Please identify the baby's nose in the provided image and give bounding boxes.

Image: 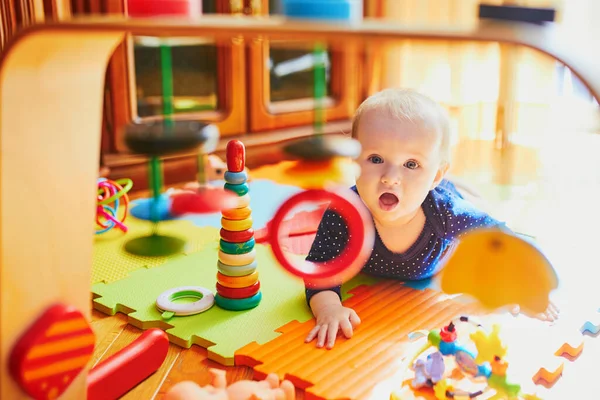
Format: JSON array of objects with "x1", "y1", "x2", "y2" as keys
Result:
[{"x1": 381, "y1": 171, "x2": 401, "y2": 185}]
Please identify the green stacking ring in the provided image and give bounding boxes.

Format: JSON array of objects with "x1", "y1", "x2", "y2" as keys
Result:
[
  {"x1": 219, "y1": 238, "x2": 255, "y2": 255},
  {"x1": 217, "y1": 260, "x2": 257, "y2": 277},
  {"x1": 224, "y1": 182, "x2": 249, "y2": 196},
  {"x1": 215, "y1": 292, "x2": 262, "y2": 311}
]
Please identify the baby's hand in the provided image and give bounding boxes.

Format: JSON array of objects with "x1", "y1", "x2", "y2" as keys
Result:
[{"x1": 305, "y1": 304, "x2": 361, "y2": 349}]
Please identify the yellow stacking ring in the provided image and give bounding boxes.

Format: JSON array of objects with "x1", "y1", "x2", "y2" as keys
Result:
[
  {"x1": 217, "y1": 271, "x2": 259, "y2": 288},
  {"x1": 222, "y1": 206, "x2": 252, "y2": 220},
  {"x1": 234, "y1": 193, "x2": 251, "y2": 208},
  {"x1": 221, "y1": 216, "x2": 253, "y2": 232},
  {"x1": 218, "y1": 249, "x2": 256, "y2": 266}
]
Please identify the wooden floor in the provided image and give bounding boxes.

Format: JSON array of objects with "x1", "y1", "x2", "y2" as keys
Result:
[{"x1": 90, "y1": 134, "x2": 600, "y2": 399}]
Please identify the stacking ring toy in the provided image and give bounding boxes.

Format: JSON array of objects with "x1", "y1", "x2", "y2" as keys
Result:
[
  {"x1": 217, "y1": 271, "x2": 259, "y2": 288},
  {"x1": 268, "y1": 188, "x2": 375, "y2": 288},
  {"x1": 218, "y1": 249, "x2": 256, "y2": 266},
  {"x1": 156, "y1": 286, "x2": 214, "y2": 318},
  {"x1": 224, "y1": 170, "x2": 248, "y2": 184},
  {"x1": 222, "y1": 206, "x2": 252, "y2": 220},
  {"x1": 220, "y1": 228, "x2": 254, "y2": 243},
  {"x1": 217, "y1": 260, "x2": 258, "y2": 277},
  {"x1": 234, "y1": 193, "x2": 251, "y2": 208},
  {"x1": 224, "y1": 182, "x2": 249, "y2": 196},
  {"x1": 216, "y1": 282, "x2": 260, "y2": 298},
  {"x1": 219, "y1": 238, "x2": 255, "y2": 254},
  {"x1": 221, "y1": 216, "x2": 253, "y2": 232},
  {"x1": 215, "y1": 292, "x2": 262, "y2": 311}
]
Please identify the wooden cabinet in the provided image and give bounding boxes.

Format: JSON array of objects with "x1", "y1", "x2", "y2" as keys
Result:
[{"x1": 1, "y1": 0, "x2": 362, "y2": 189}]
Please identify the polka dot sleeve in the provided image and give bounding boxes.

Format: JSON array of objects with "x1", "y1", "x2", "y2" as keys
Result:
[
  {"x1": 304, "y1": 208, "x2": 349, "y2": 304},
  {"x1": 433, "y1": 182, "x2": 507, "y2": 240}
]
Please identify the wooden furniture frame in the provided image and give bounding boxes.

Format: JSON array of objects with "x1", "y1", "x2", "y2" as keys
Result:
[{"x1": 0, "y1": 15, "x2": 598, "y2": 399}]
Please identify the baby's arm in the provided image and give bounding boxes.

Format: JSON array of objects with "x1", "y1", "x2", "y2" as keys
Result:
[
  {"x1": 436, "y1": 182, "x2": 509, "y2": 240},
  {"x1": 303, "y1": 208, "x2": 361, "y2": 349},
  {"x1": 305, "y1": 290, "x2": 360, "y2": 349}
]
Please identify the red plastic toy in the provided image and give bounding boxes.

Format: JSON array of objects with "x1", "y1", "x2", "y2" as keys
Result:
[
  {"x1": 127, "y1": 0, "x2": 202, "y2": 17},
  {"x1": 268, "y1": 187, "x2": 375, "y2": 288},
  {"x1": 9, "y1": 304, "x2": 96, "y2": 400},
  {"x1": 9, "y1": 303, "x2": 170, "y2": 400},
  {"x1": 87, "y1": 328, "x2": 169, "y2": 400}
]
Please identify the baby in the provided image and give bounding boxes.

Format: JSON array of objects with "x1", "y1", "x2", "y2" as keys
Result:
[{"x1": 303, "y1": 88, "x2": 557, "y2": 349}]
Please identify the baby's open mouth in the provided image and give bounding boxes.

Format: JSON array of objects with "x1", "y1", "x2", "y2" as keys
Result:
[{"x1": 379, "y1": 192, "x2": 399, "y2": 211}]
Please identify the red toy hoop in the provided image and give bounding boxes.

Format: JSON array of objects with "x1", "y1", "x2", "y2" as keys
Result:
[{"x1": 269, "y1": 188, "x2": 375, "y2": 288}]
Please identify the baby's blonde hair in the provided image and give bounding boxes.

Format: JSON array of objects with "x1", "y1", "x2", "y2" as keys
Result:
[{"x1": 351, "y1": 88, "x2": 451, "y2": 165}]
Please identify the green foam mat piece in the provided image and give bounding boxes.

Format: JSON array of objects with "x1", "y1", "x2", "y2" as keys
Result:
[
  {"x1": 93, "y1": 216, "x2": 218, "y2": 284},
  {"x1": 92, "y1": 238, "x2": 380, "y2": 366}
]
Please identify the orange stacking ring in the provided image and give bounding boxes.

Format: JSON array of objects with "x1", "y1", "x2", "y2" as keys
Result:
[
  {"x1": 220, "y1": 228, "x2": 254, "y2": 243},
  {"x1": 221, "y1": 216, "x2": 253, "y2": 232},
  {"x1": 218, "y1": 249, "x2": 256, "y2": 266},
  {"x1": 217, "y1": 271, "x2": 259, "y2": 288},
  {"x1": 216, "y1": 282, "x2": 260, "y2": 299},
  {"x1": 222, "y1": 206, "x2": 252, "y2": 220}
]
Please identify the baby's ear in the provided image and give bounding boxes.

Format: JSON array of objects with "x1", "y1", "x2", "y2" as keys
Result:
[{"x1": 431, "y1": 161, "x2": 450, "y2": 189}]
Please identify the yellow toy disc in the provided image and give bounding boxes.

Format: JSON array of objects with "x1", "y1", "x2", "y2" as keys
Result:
[
  {"x1": 218, "y1": 249, "x2": 256, "y2": 266},
  {"x1": 440, "y1": 229, "x2": 558, "y2": 315},
  {"x1": 281, "y1": 157, "x2": 360, "y2": 190},
  {"x1": 221, "y1": 216, "x2": 253, "y2": 232}
]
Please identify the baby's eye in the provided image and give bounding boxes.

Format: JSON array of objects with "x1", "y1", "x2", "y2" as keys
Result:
[
  {"x1": 368, "y1": 155, "x2": 384, "y2": 164},
  {"x1": 404, "y1": 160, "x2": 419, "y2": 169}
]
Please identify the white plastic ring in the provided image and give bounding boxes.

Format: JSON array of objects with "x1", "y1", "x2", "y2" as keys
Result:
[{"x1": 156, "y1": 286, "x2": 215, "y2": 316}]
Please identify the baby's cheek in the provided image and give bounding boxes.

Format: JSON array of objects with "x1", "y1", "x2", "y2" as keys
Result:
[{"x1": 356, "y1": 166, "x2": 377, "y2": 183}]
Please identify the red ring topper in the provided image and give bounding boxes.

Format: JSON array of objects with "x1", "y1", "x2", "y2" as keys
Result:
[
  {"x1": 268, "y1": 188, "x2": 375, "y2": 288},
  {"x1": 227, "y1": 140, "x2": 245, "y2": 172}
]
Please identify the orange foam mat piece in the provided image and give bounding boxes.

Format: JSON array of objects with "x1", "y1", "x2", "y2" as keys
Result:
[{"x1": 235, "y1": 281, "x2": 480, "y2": 400}]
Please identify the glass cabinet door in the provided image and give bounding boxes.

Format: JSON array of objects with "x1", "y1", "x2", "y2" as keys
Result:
[
  {"x1": 128, "y1": 0, "x2": 246, "y2": 136},
  {"x1": 133, "y1": 37, "x2": 218, "y2": 118}
]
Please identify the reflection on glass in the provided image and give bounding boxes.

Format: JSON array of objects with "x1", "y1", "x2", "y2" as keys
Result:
[
  {"x1": 132, "y1": 1, "x2": 218, "y2": 118},
  {"x1": 133, "y1": 38, "x2": 218, "y2": 118},
  {"x1": 264, "y1": 0, "x2": 339, "y2": 106},
  {"x1": 268, "y1": 46, "x2": 334, "y2": 103}
]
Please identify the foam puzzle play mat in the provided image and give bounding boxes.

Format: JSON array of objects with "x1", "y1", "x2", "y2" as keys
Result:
[
  {"x1": 85, "y1": 144, "x2": 600, "y2": 400},
  {"x1": 3, "y1": 2, "x2": 600, "y2": 400}
]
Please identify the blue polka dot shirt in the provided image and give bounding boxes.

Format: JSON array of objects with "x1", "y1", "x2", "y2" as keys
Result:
[{"x1": 305, "y1": 179, "x2": 506, "y2": 303}]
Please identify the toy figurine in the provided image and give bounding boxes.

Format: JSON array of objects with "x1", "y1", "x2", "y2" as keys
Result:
[
  {"x1": 411, "y1": 351, "x2": 445, "y2": 389},
  {"x1": 394, "y1": 316, "x2": 538, "y2": 400},
  {"x1": 164, "y1": 368, "x2": 295, "y2": 400}
]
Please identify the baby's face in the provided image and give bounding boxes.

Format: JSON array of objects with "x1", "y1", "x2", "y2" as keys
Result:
[{"x1": 354, "y1": 108, "x2": 447, "y2": 227}]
